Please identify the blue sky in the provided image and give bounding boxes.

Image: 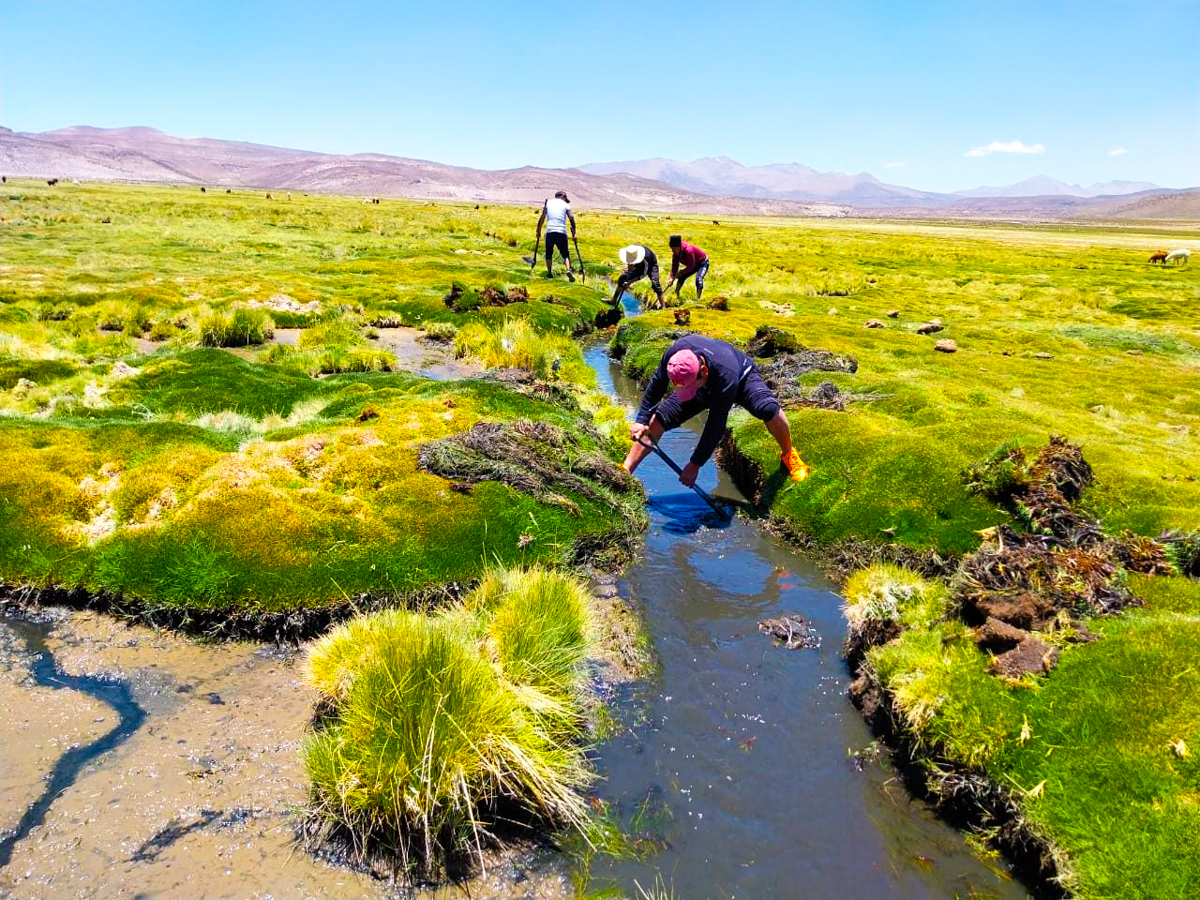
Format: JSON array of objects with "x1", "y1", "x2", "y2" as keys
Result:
[{"x1": 4, "y1": 0, "x2": 1197, "y2": 191}]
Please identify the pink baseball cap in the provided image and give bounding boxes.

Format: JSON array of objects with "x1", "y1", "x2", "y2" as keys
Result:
[{"x1": 667, "y1": 349, "x2": 702, "y2": 401}]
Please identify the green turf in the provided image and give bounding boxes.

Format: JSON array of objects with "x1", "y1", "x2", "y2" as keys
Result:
[
  {"x1": 0, "y1": 348, "x2": 643, "y2": 614},
  {"x1": 869, "y1": 574, "x2": 1200, "y2": 898}
]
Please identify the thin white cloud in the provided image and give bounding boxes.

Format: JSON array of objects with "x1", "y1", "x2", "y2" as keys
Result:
[
  {"x1": 966, "y1": 140, "x2": 1046, "y2": 158},
  {"x1": 1108, "y1": 147, "x2": 1127, "y2": 156},
  {"x1": 884, "y1": 161, "x2": 905, "y2": 168}
]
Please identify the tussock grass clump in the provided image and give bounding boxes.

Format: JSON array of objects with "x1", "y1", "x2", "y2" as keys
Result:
[
  {"x1": 455, "y1": 319, "x2": 593, "y2": 385},
  {"x1": 485, "y1": 567, "x2": 591, "y2": 702},
  {"x1": 196, "y1": 306, "x2": 274, "y2": 347},
  {"x1": 422, "y1": 321, "x2": 458, "y2": 342},
  {"x1": 303, "y1": 567, "x2": 595, "y2": 878}
]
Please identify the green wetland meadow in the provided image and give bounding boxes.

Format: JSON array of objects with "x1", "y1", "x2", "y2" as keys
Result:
[{"x1": 2, "y1": 179, "x2": 1198, "y2": 896}]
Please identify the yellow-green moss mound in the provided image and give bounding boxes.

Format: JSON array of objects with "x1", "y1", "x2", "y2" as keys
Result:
[
  {"x1": 303, "y1": 567, "x2": 595, "y2": 877},
  {"x1": 0, "y1": 350, "x2": 645, "y2": 620}
]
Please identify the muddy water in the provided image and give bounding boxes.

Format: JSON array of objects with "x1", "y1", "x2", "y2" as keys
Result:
[{"x1": 580, "y1": 345, "x2": 1025, "y2": 899}]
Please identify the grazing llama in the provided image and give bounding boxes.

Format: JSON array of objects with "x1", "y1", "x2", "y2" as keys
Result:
[
  {"x1": 1149, "y1": 249, "x2": 1168, "y2": 264},
  {"x1": 1164, "y1": 249, "x2": 1192, "y2": 266}
]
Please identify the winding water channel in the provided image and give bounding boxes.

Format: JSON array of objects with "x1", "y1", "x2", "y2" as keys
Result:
[{"x1": 0, "y1": 321, "x2": 1025, "y2": 899}]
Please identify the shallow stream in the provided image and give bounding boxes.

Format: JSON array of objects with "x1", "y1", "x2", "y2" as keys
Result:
[{"x1": 577, "y1": 342, "x2": 1025, "y2": 898}]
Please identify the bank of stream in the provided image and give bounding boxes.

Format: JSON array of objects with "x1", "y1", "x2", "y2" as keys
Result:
[{"x1": 577, "y1": 340, "x2": 1025, "y2": 898}]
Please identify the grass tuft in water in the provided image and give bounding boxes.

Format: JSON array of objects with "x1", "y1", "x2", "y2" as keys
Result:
[{"x1": 303, "y1": 566, "x2": 597, "y2": 878}]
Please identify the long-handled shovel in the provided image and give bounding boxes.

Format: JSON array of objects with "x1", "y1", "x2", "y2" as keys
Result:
[
  {"x1": 572, "y1": 233, "x2": 586, "y2": 283},
  {"x1": 528, "y1": 233, "x2": 541, "y2": 273},
  {"x1": 636, "y1": 437, "x2": 728, "y2": 518}
]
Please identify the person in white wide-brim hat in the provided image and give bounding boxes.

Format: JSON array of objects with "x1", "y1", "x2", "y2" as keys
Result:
[{"x1": 612, "y1": 243, "x2": 665, "y2": 309}]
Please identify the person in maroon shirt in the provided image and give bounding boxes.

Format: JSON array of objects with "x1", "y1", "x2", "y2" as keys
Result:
[{"x1": 665, "y1": 235, "x2": 710, "y2": 302}]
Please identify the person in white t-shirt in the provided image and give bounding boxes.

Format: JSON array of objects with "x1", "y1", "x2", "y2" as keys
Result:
[{"x1": 534, "y1": 191, "x2": 578, "y2": 281}]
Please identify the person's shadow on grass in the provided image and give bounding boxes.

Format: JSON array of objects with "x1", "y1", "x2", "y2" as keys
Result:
[{"x1": 755, "y1": 464, "x2": 790, "y2": 511}]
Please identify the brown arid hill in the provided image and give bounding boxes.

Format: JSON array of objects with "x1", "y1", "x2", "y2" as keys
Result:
[
  {"x1": 1102, "y1": 188, "x2": 1200, "y2": 221},
  {"x1": 0, "y1": 125, "x2": 849, "y2": 217},
  {"x1": 856, "y1": 187, "x2": 1200, "y2": 223}
]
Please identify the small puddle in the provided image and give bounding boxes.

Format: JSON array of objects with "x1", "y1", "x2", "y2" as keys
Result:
[{"x1": 580, "y1": 345, "x2": 1026, "y2": 899}]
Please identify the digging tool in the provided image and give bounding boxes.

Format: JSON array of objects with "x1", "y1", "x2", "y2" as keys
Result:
[
  {"x1": 636, "y1": 437, "x2": 728, "y2": 518},
  {"x1": 529, "y1": 233, "x2": 541, "y2": 273},
  {"x1": 572, "y1": 233, "x2": 586, "y2": 283}
]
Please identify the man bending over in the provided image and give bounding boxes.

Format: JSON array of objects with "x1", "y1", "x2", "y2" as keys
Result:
[
  {"x1": 624, "y1": 334, "x2": 810, "y2": 486},
  {"x1": 665, "y1": 235, "x2": 710, "y2": 302},
  {"x1": 612, "y1": 244, "x2": 665, "y2": 309}
]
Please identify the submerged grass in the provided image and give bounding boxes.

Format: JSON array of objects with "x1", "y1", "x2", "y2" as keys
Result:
[{"x1": 303, "y1": 567, "x2": 595, "y2": 879}]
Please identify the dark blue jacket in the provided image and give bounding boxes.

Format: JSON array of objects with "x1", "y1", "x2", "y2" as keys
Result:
[{"x1": 635, "y1": 335, "x2": 753, "y2": 466}]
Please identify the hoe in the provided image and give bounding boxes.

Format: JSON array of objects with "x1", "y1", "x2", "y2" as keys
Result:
[{"x1": 636, "y1": 437, "x2": 731, "y2": 520}]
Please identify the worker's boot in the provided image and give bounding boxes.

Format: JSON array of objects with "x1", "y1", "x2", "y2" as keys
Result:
[{"x1": 781, "y1": 447, "x2": 810, "y2": 482}]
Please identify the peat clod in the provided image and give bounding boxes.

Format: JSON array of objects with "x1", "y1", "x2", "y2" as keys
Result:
[
  {"x1": 745, "y1": 325, "x2": 800, "y2": 357},
  {"x1": 954, "y1": 526, "x2": 1133, "y2": 628},
  {"x1": 991, "y1": 636, "x2": 1060, "y2": 679},
  {"x1": 844, "y1": 616, "x2": 903, "y2": 670},
  {"x1": 758, "y1": 614, "x2": 820, "y2": 650},
  {"x1": 419, "y1": 420, "x2": 636, "y2": 512},
  {"x1": 1158, "y1": 529, "x2": 1200, "y2": 577},
  {"x1": 443, "y1": 283, "x2": 527, "y2": 313},
  {"x1": 958, "y1": 437, "x2": 1145, "y2": 632},
  {"x1": 974, "y1": 615, "x2": 1029, "y2": 652},
  {"x1": 707, "y1": 295, "x2": 729, "y2": 311},
  {"x1": 1113, "y1": 531, "x2": 1174, "y2": 575},
  {"x1": 965, "y1": 436, "x2": 1098, "y2": 543}
]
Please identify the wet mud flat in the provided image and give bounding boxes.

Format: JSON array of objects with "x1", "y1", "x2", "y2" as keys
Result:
[
  {"x1": 0, "y1": 610, "x2": 577, "y2": 899},
  {"x1": 0, "y1": 579, "x2": 649, "y2": 900}
]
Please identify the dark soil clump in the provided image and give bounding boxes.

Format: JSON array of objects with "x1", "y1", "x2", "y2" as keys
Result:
[
  {"x1": 991, "y1": 636, "x2": 1059, "y2": 679},
  {"x1": 958, "y1": 436, "x2": 1143, "y2": 632},
  {"x1": 844, "y1": 616, "x2": 903, "y2": 670},
  {"x1": 758, "y1": 614, "x2": 820, "y2": 650},
  {"x1": 974, "y1": 616, "x2": 1029, "y2": 652}
]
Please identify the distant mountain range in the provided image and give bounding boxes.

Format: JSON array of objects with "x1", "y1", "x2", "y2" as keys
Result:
[
  {"x1": 577, "y1": 156, "x2": 1164, "y2": 205},
  {"x1": 576, "y1": 155, "x2": 943, "y2": 206},
  {"x1": 2, "y1": 125, "x2": 1196, "y2": 220},
  {"x1": 952, "y1": 175, "x2": 1160, "y2": 198}
]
